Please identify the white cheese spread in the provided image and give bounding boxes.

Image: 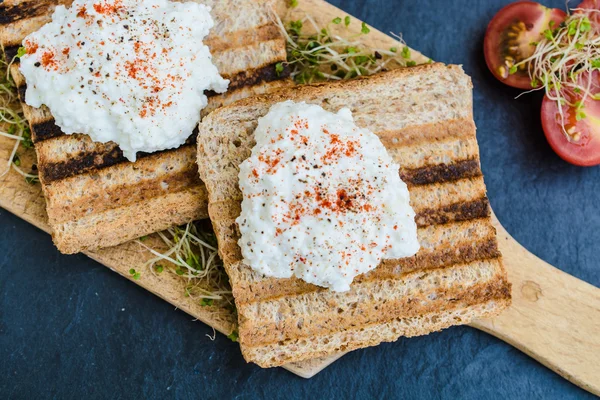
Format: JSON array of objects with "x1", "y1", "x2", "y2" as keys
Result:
[
  {"x1": 19, "y1": 0, "x2": 228, "y2": 161},
  {"x1": 237, "y1": 101, "x2": 420, "y2": 292}
]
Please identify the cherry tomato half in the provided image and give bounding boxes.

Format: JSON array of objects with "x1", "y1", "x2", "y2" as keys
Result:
[
  {"x1": 484, "y1": 1, "x2": 566, "y2": 89},
  {"x1": 540, "y1": 72, "x2": 600, "y2": 166}
]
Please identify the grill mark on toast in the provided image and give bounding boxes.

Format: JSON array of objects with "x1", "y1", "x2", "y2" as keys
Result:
[
  {"x1": 3, "y1": 44, "x2": 20, "y2": 62},
  {"x1": 44, "y1": 144, "x2": 200, "y2": 222},
  {"x1": 415, "y1": 197, "x2": 490, "y2": 227},
  {"x1": 0, "y1": 0, "x2": 63, "y2": 26},
  {"x1": 233, "y1": 236, "x2": 500, "y2": 304},
  {"x1": 239, "y1": 261, "x2": 508, "y2": 346},
  {"x1": 401, "y1": 158, "x2": 481, "y2": 186},
  {"x1": 30, "y1": 119, "x2": 63, "y2": 143},
  {"x1": 17, "y1": 84, "x2": 26, "y2": 102},
  {"x1": 38, "y1": 142, "x2": 197, "y2": 183},
  {"x1": 206, "y1": 62, "x2": 291, "y2": 97}
]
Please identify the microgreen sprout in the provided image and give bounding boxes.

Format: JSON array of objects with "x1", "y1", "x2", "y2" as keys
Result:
[
  {"x1": 0, "y1": 51, "x2": 39, "y2": 183},
  {"x1": 135, "y1": 221, "x2": 232, "y2": 307},
  {"x1": 510, "y1": 8, "x2": 600, "y2": 141},
  {"x1": 272, "y1": 11, "x2": 428, "y2": 84},
  {"x1": 227, "y1": 330, "x2": 239, "y2": 342},
  {"x1": 129, "y1": 268, "x2": 141, "y2": 280}
]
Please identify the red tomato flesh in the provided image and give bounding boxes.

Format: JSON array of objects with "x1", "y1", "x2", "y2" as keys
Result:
[
  {"x1": 484, "y1": 1, "x2": 566, "y2": 89},
  {"x1": 540, "y1": 72, "x2": 600, "y2": 166}
]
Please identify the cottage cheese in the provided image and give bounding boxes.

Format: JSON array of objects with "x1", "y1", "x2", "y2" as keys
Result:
[
  {"x1": 237, "y1": 101, "x2": 420, "y2": 292},
  {"x1": 20, "y1": 0, "x2": 228, "y2": 161}
]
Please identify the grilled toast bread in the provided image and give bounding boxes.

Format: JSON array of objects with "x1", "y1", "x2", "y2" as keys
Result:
[
  {"x1": 0, "y1": 0, "x2": 291, "y2": 253},
  {"x1": 196, "y1": 63, "x2": 512, "y2": 367}
]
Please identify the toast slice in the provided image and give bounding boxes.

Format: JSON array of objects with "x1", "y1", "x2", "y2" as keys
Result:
[
  {"x1": 0, "y1": 0, "x2": 292, "y2": 253},
  {"x1": 196, "y1": 63, "x2": 512, "y2": 367}
]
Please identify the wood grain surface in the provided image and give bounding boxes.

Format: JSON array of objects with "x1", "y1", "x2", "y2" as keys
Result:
[
  {"x1": 471, "y1": 213, "x2": 600, "y2": 395},
  {"x1": 0, "y1": 0, "x2": 598, "y2": 392}
]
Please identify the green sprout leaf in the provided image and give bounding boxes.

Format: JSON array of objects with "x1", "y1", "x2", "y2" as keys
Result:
[
  {"x1": 543, "y1": 29, "x2": 554, "y2": 40},
  {"x1": 401, "y1": 46, "x2": 411, "y2": 60},
  {"x1": 227, "y1": 331, "x2": 239, "y2": 342},
  {"x1": 390, "y1": 47, "x2": 397, "y2": 53},
  {"x1": 289, "y1": 20, "x2": 303, "y2": 35},
  {"x1": 580, "y1": 17, "x2": 592, "y2": 33},
  {"x1": 290, "y1": 0, "x2": 298, "y2": 7},
  {"x1": 154, "y1": 265, "x2": 164, "y2": 273},
  {"x1": 139, "y1": 235, "x2": 149, "y2": 241},
  {"x1": 21, "y1": 127, "x2": 33, "y2": 149},
  {"x1": 12, "y1": 154, "x2": 21, "y2": 167},
  {"x1": 344, "y1": 16, "x2": 351, "y2": 27},
  {"x1": 361, "y1": 22, "x2": 370, "y2": 34},
  {"x1": 200, "y1": 298, "x2": 214, "y2": 307},
  {"x1": 275, "y1": 62, "x2": 284, "y2": 76},
  {"x1": 406, "y1": 61, "x2": 417, "y2": 67},
  {"x1": 129, "y1": 269, "x2": 140, "y2": 280},
  {"x1": 332, "y1": 17, "x2": 342, "y2": 24},
  {"x1": 592, "y1": 59, "x2": 600, "y2": 69},
  {"x1": 17, "y1": 47, "x2": 26, "y2": 58},
  {"x1": 509, "y1": 65, "x2": 518, "y2": 75}
]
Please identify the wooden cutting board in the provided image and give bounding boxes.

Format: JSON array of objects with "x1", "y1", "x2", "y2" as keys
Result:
[{"x1": 0, "y1": 0, "x2": 598, "y2": 394}]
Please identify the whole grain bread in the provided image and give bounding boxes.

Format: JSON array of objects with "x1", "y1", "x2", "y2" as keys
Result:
[
  {"x1": 196, "y1": 63, "x2": 512, "y2": 367},
  {"x1": 0, "y1": 0, "x2": 292, "y2": 254}
]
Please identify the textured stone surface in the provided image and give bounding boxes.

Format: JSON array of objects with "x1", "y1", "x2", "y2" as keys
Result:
[{"x1": 0, "y1": 0, "x2": 598, "y2": 398}]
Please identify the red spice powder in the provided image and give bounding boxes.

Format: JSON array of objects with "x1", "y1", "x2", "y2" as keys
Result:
[
  {"x1": 258, "y1": 151, "x2": 283, "y2": 174},
  {"x1": 41, "y1": 51, "x2": 58, "y2": 70},
  {"x1": 61, "y1": 48, "x2": 70, "y2": 56},
  {"x1": 93, "y1": 0, "x2": 124, "y2": 15},
  {"x1": 77, "y1": 6, "x2": 87, "y2": 18},
  {"x1": 124, "y1": 60, "x2": 139, "y2": 79},
  {"x1": 25, "y1": 41, "x2": 39, "y2": 55}
]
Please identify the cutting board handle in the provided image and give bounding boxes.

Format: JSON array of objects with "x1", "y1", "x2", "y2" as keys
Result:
[{"x1": 470, "y1": 214, "x2": 600, "y2": 395}]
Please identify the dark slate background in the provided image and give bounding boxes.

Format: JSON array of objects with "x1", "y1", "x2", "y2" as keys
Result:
[{"x1": 1, "y1": 0, "x2": 598, "y2": 398}]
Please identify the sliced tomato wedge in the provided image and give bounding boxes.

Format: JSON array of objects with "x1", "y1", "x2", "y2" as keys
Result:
[
  {"x1": 540, "y1": 72, "x2": 600, "y2": 166},
  {"x1": 484, "y1": 1, "x2": 566, "y2": 89}
]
